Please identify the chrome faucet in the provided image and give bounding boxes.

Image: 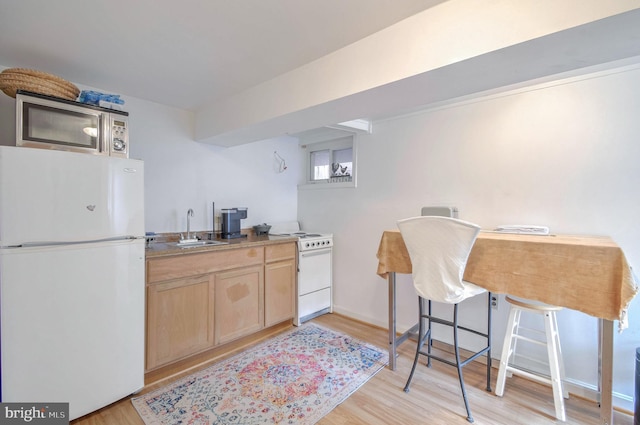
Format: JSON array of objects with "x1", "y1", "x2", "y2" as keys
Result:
[{"x1": 186, "y1": 208, "x2": 194, "y2": 240}]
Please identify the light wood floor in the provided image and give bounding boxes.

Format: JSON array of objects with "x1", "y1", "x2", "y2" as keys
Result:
[{"x1": 72, "y1": 313, "x2": 633, "y2": 425}]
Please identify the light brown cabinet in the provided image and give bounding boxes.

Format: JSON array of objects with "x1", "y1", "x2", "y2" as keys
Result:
[
  {"x1": 146, "y1": 274, "x2": 215, "y2": 370},
  {"x1": 145, "y1": 241, "x2": 296, "y2": 371},
  {"x1": 214, "y1": 265, "x2": 264, "y2": 345},
  {"x1": 265, "y1": 244, "x2": 296, "y2": 327}
]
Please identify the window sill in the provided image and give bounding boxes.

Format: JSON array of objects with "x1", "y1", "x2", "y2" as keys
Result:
[{"x1": 298, "y1": 180, "x2": 356, "y2": 190}]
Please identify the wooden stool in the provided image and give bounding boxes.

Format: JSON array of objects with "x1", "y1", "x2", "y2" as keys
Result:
[{"x1": 495, "y1": 296, "x2": 568, "y2": 421}]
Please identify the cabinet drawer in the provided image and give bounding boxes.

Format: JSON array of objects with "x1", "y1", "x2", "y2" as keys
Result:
[
  {"x1": 265, "y1": 242, "x2": 296, "y2": 263},
  {"x1": 147, "y1": 247, "x2": 264, "y2": 283},
  {"x1": 299, "y1": 288, "x2": 331, "y2": 319}
]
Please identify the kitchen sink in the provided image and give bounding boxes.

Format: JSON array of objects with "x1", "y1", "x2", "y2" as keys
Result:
[{"x1": 174, "y1": 240, "x2": 229, "y2": 248}]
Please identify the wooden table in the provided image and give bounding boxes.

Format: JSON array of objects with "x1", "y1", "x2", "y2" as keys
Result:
[{"x1": 376, "y1": 230, "x2": 637, "y2": 425}]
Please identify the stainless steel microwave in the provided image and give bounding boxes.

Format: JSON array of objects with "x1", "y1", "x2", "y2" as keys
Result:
[{"x1": 16, "y1": 90, "x2": 129, "y2": 158}]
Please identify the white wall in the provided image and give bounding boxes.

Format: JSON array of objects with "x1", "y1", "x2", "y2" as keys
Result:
[
  {"x1": 298, "y1": 63, "x2": 640, "y2": 409},
  {"x1": 122, "y1": 95, "x2": 300, "y2": 233},
  {"x1": 0, "y1": 70, "x2": 301, "y2": 233},
  {"x1": 0, "y1": 85, "x2": 14, "y2": 143}
]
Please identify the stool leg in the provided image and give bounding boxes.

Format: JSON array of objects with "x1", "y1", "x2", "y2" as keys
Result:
[
  {"x1": 495, "y1": 306, "x2": 518, "y2": 397},
  {"x1": 452, "y1": 304, "x2": 474, "y2": 423},
  {"x1": 509, "y1": 308, "x2": 522, "y2": 377},
  {"x1": 544, "y1": 311, "x2": 566, "y2": 421},
  {"x1": 486, "y1": 292, "x2": 492, "y2": 392},
  {"x1": 404, "y1": 297, "x2": 427, "y2": 392},
  {"x1": 551, "y1": 311, "x2": 569, "y2": 399},
  {"x1": 426, "y1": 299, "x2": 433, "y2": 368}
]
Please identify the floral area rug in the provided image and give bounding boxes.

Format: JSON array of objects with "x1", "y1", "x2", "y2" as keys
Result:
[{"x1": 132, "y1": 323, "x2": 388, "y2": 424}]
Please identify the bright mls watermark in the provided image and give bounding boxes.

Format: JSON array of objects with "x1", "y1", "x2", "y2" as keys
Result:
[{"x1": 0, "y1": 403, "x2": 68, "y2": 424}]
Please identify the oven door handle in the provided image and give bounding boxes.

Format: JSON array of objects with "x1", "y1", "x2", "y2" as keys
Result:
[{"x1": 300, "y1": 248, "x2": 332, "y2": 258}]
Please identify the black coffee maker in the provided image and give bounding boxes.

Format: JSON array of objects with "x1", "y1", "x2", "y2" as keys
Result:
[{"x1": 221, "y1": 207, "x2": 248, "y2": 239}]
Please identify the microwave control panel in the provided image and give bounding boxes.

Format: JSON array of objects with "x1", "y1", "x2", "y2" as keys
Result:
[{"x1": 110, "y1": 117, "x2": 128, "y2": 158}]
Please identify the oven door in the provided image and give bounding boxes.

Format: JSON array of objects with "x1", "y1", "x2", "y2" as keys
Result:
[
  {"x1": 298, "y1": 247, "x2": 332, "y2": 296},
  {"x1": 297, "y1": 246, "x2": 332, "y2": 325}
]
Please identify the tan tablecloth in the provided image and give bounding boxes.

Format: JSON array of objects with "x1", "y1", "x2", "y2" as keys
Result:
[{"x1": 377, "y1": 230, "x2": 638, "y2": 328}]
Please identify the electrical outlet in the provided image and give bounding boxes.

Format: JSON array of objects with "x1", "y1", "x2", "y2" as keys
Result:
[{"x1": 491, "y1": 295, "x2": 499, "y2": 310}]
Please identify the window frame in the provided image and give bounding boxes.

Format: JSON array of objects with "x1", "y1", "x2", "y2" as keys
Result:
[{"x1": 299, "y1": 134, "x2": 357, "y2": 189}]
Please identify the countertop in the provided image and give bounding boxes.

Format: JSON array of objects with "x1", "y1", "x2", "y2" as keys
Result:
[{"x1": 145, "y1": 233, "x2": 299, "y2": 258}]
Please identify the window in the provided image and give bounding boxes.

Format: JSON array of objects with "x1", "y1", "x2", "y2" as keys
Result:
[
  {"x1": 310, "y1": 149, "x2": 331, "y2": 180},
  {"x1": 301, "y1": 134, "x2": 356, "y2": 188}
]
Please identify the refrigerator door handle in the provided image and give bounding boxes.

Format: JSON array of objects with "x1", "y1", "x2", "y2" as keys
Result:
[{"x1": 3, "y1": 236, "x2": 143, "y2": 249}]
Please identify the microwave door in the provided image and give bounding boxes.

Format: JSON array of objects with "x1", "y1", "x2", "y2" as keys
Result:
[{"x1": 17, "y1": 96, "x2": 105, "y2": 155}]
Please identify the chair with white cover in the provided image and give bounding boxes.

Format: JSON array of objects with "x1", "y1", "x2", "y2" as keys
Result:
[
  {"x1": 398, "y1": 216, "x2": 492, "y2": 423},
  {"x1": 495, "y1": 295, "x2": 568, "y2": 421}
]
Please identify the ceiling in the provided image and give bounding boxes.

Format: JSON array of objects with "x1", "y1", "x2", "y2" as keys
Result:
[
  {"x1": 0, "y1": 0, "x2": 445, "y2": 111},
  {"x1": 2, "y1": 2, "x2": 640, "y2": 147}
]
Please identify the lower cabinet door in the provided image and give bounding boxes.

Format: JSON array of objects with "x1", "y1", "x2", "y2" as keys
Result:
[
  {"x1": 265, "y1": 259, "x2": 296, "y2": 327},
  {"x1": 214, "y1": 265, "x2": 264, "y2": 345},
  {"x1": 146, "y1": 274, "x2": 215, "y2": 370}
]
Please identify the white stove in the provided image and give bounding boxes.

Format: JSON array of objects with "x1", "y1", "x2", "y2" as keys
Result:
[{"x1": 269, "y1": 222, "x2": 333, "y2": 325}]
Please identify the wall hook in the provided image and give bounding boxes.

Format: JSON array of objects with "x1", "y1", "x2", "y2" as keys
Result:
[{"x1": 274, "y1": 151, "x2": 287, "y2": 173}]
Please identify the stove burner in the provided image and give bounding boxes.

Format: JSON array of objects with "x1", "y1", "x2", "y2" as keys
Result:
[{"x1": 270, "y1": 231, "x2": 324, "y2": 238}]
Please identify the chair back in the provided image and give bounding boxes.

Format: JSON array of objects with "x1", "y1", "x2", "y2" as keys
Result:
[{"x1": 397, "y1": 216, "x2": 481, "y2": 304}]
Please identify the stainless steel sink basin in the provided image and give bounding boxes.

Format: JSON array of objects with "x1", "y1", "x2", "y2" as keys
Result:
[{"x1": 174, "y1": 240, "x2": 229, "y2": 248}]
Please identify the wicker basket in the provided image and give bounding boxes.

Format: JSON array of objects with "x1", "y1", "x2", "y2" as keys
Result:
[{"x1": 0, "y1": 68, "x2": 80, "y2": 100}]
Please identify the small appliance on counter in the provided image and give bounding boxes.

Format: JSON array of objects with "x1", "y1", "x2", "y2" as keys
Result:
[
  {"x1": 221, "y1": 207, "x2": 248, "y2": 239},
  {"x1": 253, "y1": 223, "x2": 272, "y2": 236}
]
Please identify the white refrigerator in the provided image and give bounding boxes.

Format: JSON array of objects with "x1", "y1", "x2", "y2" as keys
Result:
[{"x1": 0, "y1": 146, "x2": 145, "y2": 420}]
